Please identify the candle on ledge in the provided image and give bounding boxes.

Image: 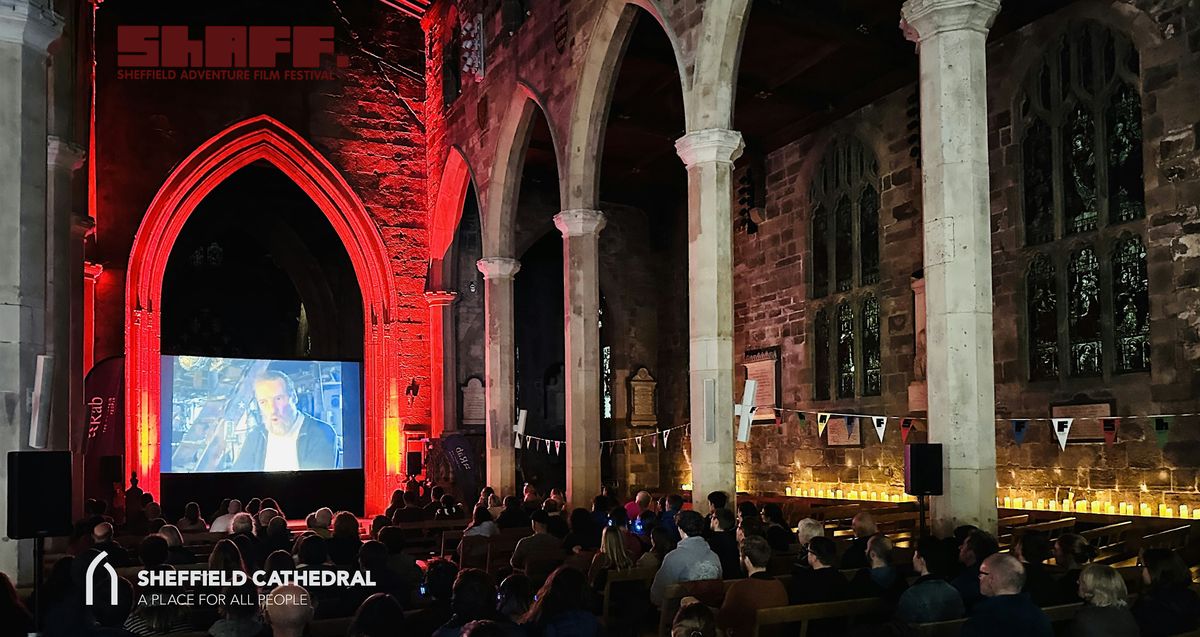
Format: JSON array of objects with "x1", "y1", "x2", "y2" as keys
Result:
[
  {"x1": 1076, "y1": 500, "x2": 1088, "y2": 513},
  {"x1": 849, "y1": 490, "x2": 858, "y2": 500},
  {"x1": 785, "y1": 487, "x2": 793, "y2": 497},
  {"x1": 1140, "y1": 503, "x2": 1151, "y2": 516},
  {"x1": 870, "y1": 491, "x2": 879, "y2": 501},
  {"x1": 1119, "y1": 503, "x2": 1127, "y2": 515},
  {"x1": 1062, "y1": 499, "x2": 1071, "y2": 511},
  {"x1": 1165, "y1": 507, "x2": 1175, "y2": 518},
  {"x1": 1036, "y1": 498, "x2": 1046, "y2": 510},
  {"x1": 836, "y1": 489, "x2": 844, "y2": 499},
  {"x1": 1159, "y1": 503, "x2": 1168, "y2": 517},
  {"x1": 890, "y1": 494, "x2": 900, "y2": 503},
  {"x1": 1192, "y1": 507, "x2": 1200, "y2": 519},
  {"x1": 1003, "y1": 497, "x2": 1011, "y2": 508},
  {"x1": 1049, "y1": 500, "x2": 1058, "y2": 511},
  {"x1": 1106, "y1": 503, "x2": 1116, "y2": 515},
  {"x1": 1090, "y1": 501, "x2": 1102, "y2": 514}
]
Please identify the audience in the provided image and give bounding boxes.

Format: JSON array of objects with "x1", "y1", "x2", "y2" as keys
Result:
[
  {"x1": 1070, "y1": 563, "x2": 1138, "y2": 637},
  {"x1": 788, "y1": 535, "x2": 850, "y2": 605},
  {"x1": 850, "y1": 532, "x2": 907, "y2": 601},
  {"x1": 587, "y1": 526, "x2": 633, "y2": 592},
  {"x1": 392, "y1": 491, "x2": 429, "y2": 524},
  {"x1": 840, "y1": 511, "x2": 877, "y2": 569},
  {"x1": 761, "y1": 503, "x2": 797, "y2": 552},
  {"x1": 651, "y1": 511, "x2": 723, "y2": 606},
  {"x1": 262, "y1": 584, "x2": 313, "y2": 637},
  {"x1": 961, "y1": 554, "x2": 1052, "y2": 637},
  {"x1": 952, "y1": 528, "x2": 1000, "y2": 610},
  {"x1": 895, "y1": 536, "x2": 965, "y2": 624},
  {"x1": 673, "y1": 600, "x2": 721, "y2": 637},
  {"x1": 521, "y1": 566, "x2": 600, "y2": 636},
  {"x1": 409, "y1": 559, "x2": 459, "y2": 635},
  {"x1": 717, "y1": 535, "x2": 788, "y2": 637},
  {"x1": 210, "y1": 499, "x2": 242, "y2": 533},
  {"x1": 497, "y1": 496, "x2": 531, "y2": 530},
  {"x1": 0, "y1": 572, "x2": 33, "y2": 637},
  {"x1": 312, "y1": 507, "x2": 334, "y2": 538},
  {"x1": 1053, "y1": 532, "x2": 1097, "y2": 604},
  {"x1": 497, "y1": 573, "x2": 535, "y2": 624},
  {"x1": 175, "y1": 501, "x2": 208, "y2": 532},
  {"x1": 638, "y1": 525, "x2": 674, "y2": 570},
  {"x1": 625, "y1": 490, "x2": 652, "y2": 521},
  {"x1": 562, "y1": 508, "x2": 601, "y2": 553},
  {"x1": 208, "y1": 583, "x2": 261, "y2": 637},
  {"x1": 435, "y1": 494, "x2": 465, "y2": 521},
  {"x1": 464, "y1": 505, "x2": 501, "y2": 538},
  {"x1": 590, "y1": 495, "x2": 613, "y2": 530},
  {"x1": 91, "y1": 522, "x2": 132, "y2": 566},
  {"x1": 510, "y1": 511, "x2": 561, "y2": 572},
  {"x1": 707, "y1": 507, "x2": 741, "y2": 578},
  {"x1": 659, "y1": 494, "x2": 684, "y2": 540},
  {"x1": 1131, "y1": 548, "x2": 1200, "y2": 637},
  {"x1": 606, "y1": 506, "x2": 645, "y2": 561},
  {"x1": 327, "y1": 511, "x2": 364, "y2": 566},
  {"x1": 434, "y1": 569, "x2": 501, "y2": 636},
  {"x1": 1014, "y1": 531, "x2": 1057, "y2": 606},
  {"x1": 348, "y1": 592, "x2": 406, "y2": 637}
]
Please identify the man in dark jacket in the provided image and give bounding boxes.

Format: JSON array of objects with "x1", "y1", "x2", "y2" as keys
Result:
[
  {"x1": 233, "y1": 371, "x2": 337, "y2": 471},
  {"x1": 788, "y1": 536, "x2": 851, "y2": 605},
  {"x1": 961, "y1": 554, "x2": 1052, "y2": 637},
  {"x1": 951, "y1": 529, "x2": 999, "y2": 611},
  {"x1": 707, "y1": 508, "x2": 741, "y2": 578}
]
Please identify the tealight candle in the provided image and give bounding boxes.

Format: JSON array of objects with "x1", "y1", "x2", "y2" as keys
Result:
[
  {"x1": 1192, "y1": 508, "x2": 1200, "y2": 519},
  {"x1": 870, "y1": 491, "x2": 878, "y2": 501},
  {"x1": 1119, "y1": 503, "x2": 1127, "y2": 515},
  {"x1": 786, "y1": 487, "x2": 793, "y2": 496},
  {"x1": 1159, "y1": 503, "x2": 1168, "y2": 517},
  {"x1": 1166, "y1": 507, "x2": 1175, "y2": 518},
  {"x1": 1003, "y1": 497, "x2": 1011, "y2": 508},
  {"x1": 1062, "y1": 499, "x2": 1071, "y2": 511},
  {"x1": 1036, "y1": 498, "x2": 1046, "y2": 510},
  {"x1": 849, "y1": 490, "x2": 858, "y2": 500},
  {"x1": 1076, "y1": 500, "x2": 1088, "y2": 513},
  {"x1": 890, "y1": 494, "x2": 900, "y2": 502},
  {"x1": 1091, "y1": 501, "x2": 1102, "y2": 514},
  {"x1": 836, "y1": 489, "x2": 844, "y2": 499},
  {"x1": 1140, "y1": 503, "x2": 1151, "y2": 516},
  {"x1": 1106, "y1": 503, "x2": 1116, "y2": 514}
]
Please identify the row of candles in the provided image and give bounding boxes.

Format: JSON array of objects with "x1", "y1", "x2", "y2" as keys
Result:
[{"x1": 998, "y1": 495, "x2": 1200, "y2": 519}]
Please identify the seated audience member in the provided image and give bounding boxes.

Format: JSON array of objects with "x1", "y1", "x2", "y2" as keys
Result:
[
  {"x1": 123, "y1": 586, "x2": 196, "y2": 636},
  {"x1": 255, "y1": 507, "x2": 280, "y2": 536},
  {"x1": 209, "y1": 498, "x2": 231, "y2": 525},
  {"x1": 327, "y1": 511, "x2": 364, "y2": 566},
  {"x1": 91, "y1": 575, "x2": 136, "y2": 637},
  {"x1": 717, "y1": 536, "x2": 789, "y2": 637},
  {"x1": 706, "y1": 507, "x2": 742, "y2": 578},
  {"x1": 792, "y1": 517, "x2": 824, "y2": 566},
  {"x1": 659, "y1": 494, "x2": 684, "y2": 540},
  {"x1": 521, "y1": 484, "x2": 542, "y2": 511},
  {"x1": 497, "y1": 496, "x2": 531, "y2": 529},
  {"x1": 951, "y1": 528, "x2": 999, "y2": 610},
  {"x1": 477, "y1": 486, "x2": 496, "y2": 508},
  {"x1": 208, "y1": 538, "x2": 247, "y2": 573},
  {"x1": 736, "y1": 500, "x2": 761, "y2": 525},
  {"x1": 435, "y1": 494, "x2": 465, "y2": 520},
  {"x1": 0, "y1": 572, "x2": 34, "y2": 636},
  {"x1": 549, "y1": 488, "x2": 566, "y2": 507},
  {"x1": 358, "y1": 540, "x2": 410, "y2": 600},
  {"x1": 590, "y1": 495, "x2": 613, "y2": 530},
  {"x1": 294, "y1": 535, "x2": 330, "y2": 570},
  {"x1": 209, "y1": 499, "x2": 241, "y2": 534},
  {"x1": 263, "y1": 515, "x2": 293, "y2": 554},
  {"x1": 961, "y1": 554, "x2": 1051, "y2": 637},
  {"x1": 349, "y1": 592, "x2": 406, "y2": 637},
  {"x1": 497, "y1": 573, "x2": 535, "y2": 624},
  {"x1": 788, "y1": 535, "x2": 850, "y2": 605},
  {"x1": 424, "y1": 486, "x2": 447, "y2": 514},
  {"x1": 391, "y1": 490, "x2": 429, "y2": 525},
  {"x1": 588, "y1": 526, "x2": 633, "y2": 591},
  {"x1": 736, "y1": 515, "x2": 767, "y2": 543},
  {"x1": 607, "y1": 506, "x2": 645, "y2": 561},
  {"x1": 261, "y1": 584, "x2": 313, "y2": 637},
  {"x1": 1013, "y1": 531, "x2": 1055, "y2": 605},
  {"x1": 260, "y1": 498, "x2": 282, "y2": 518},
  {"x1": 384, "y1": 488, "x2": 406, "y2": 520},
  {"x1": 244, "y1": 498, "x2": 262, "y2": 516},
  {"x1": 562, "y1": 508, "x2": 601, "y2": 553},
  {"x1": 91, "y1": 522, "x2": 132, "y2": 566},
  {"x1": 521, "y1": 566, "x2": 600, "y2": 636},
  {"x1": 1131, "y1": 548, "x2": 1200, "y2": 637},
  {"x1": 704, "y1": 491, "x2": 730, "y2": 534},
  {"x1": 377, "y1": 526, "x2": 421, "y2": 593},
  {"x1": 761, "y1": 503, "x2": 797, "y2": 552},
  {"x1": 650, "y1": 511, "x2": 723, "y2": 606},
  {"x1": 462, "y1": 619, "x2": 511, "y2": 636},
  {"x1": 544, "y1": 501, "x2": 570, "y2": 539},
  {"x1": 311, "y1": 507, "x2": 334, "y2": 538},
  {"x1": 175, "y1": 501, "x2": 208, "y2": 532},
  {"x1": 625, "y1": 490, "x2": 653, "y2": 521},
  {"x1": 228, "y1": 513, "x2": 261, "y2": 570},
  {"x1": 156, "y1": 525, "x2": 196, "y2": 565},
  {"x1": 840, "y1": 512, "x2": 877, "y2": 569},
  {"x1": 261, "y1": 550, "x2": 295, "y2": 593},
  {"x1": 1053, "y1": 532, "x2": 1097, "y2": 604},
  {"x1": 673, "y1": 600, "x2": 720, "y2": 637},
  {"x1": 434, "y1": 569, "x2": 501, "y2": 637},
  {"x1": 409, "y1": 559, "x2": 459, "y2": 636},
  {"x1": 638, "y1": 526, "x2": 674, "y2": 570},
  {"x1": 143, "y1": 502, "x2": 165, "y2": 530},
  {"x1": 1071, "y1": 563, "x2": 1138, "y2": 637},
  {"x1": 137, "y1": 534, "x2": 170, "y2": 572},
  {"x1": 464, "y1": 505, "x2": 501, "y2": 538},
  {"x1": 896, "y1": 536, "x2": 965, "y2": 624},
  {"x1": 511, "y1": 511, "x2": 562, "y2": 572},
  {"x1": 851, "y1": 533, "x2": 907, "y2": 601},
  {"x1": 208, "y1": 583, "x2": 262, "y2": 637}
]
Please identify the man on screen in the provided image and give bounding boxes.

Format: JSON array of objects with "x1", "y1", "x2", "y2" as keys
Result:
[{"x1": 233, "y1": 370, "x2": 338, "y2": 471}]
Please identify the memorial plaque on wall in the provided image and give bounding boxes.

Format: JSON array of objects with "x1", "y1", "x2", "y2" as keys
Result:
[
  {"x1": 628, "y1": 367, "x2": 657, "y2": 428},
  {"x1": 826, "y1": 416, "x2": 863, "y2": 447},
  {"x1": 461, "y1": 378, "x2": 486, "y2": 427},
  {"x1": 1050, "y1": 402, "x2": 1112, "y2": 442},
  {"x1": 743, "y1": 347, "x2": 779, "y2": 422}
]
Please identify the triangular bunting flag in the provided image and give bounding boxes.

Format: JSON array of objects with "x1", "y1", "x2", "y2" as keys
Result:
[
  {"x1": 1154, "y1": 416, "x2": 1172, "y2": 448},
  {"x1": 636, "y1": 437, "x2": 643, "y2": 453},
  {"x1": 651, "y1": 433, "x2": 657, "y2": 449},
  {"x1": 1052, "y1": 418, "x2": 1073, "y2": 451},
  {"x1": 817, "y1": 413, "x2": 831, "y2": 436},
  {"x1": 555, "y1": 441, "x2": 562, "y2": 455},
  {"x1": 663, "y1": 430, "x2": 671, "y2": 447},
  {"x1": 1101, "y1": 418, "x2": 1119, "y2": 446},
  {"x1": 1012, "y1": 419, "x2": 1029, "y2": 446},
  {"x1": 872, "y1": 416, "x2": 887, "y2": 443},
  {"x1": 900, "y1": 418, "x2": 914, "y2": 444}
]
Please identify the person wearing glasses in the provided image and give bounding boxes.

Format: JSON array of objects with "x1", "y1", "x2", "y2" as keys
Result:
[{"x1": 961, "y1": 554, "x2": 1052, "y2": 637}]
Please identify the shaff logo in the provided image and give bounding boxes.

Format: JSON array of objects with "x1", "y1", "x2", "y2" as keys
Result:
[
  {"x1": 115, "y1": 25, "x2": 348, "y2": 81},
  {"x1": 85, "y1": 551, "x2": 119, "y2": 606}
]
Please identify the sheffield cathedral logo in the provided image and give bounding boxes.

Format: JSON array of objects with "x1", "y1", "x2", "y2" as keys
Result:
[{"x1": 85, "y1": 551, "x2": 119, "y2": 606}]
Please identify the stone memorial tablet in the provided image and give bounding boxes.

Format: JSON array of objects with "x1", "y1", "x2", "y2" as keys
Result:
[
  {"x1": 461, "y1": 378, "x2": 485, "y2": 427},
  {"x1": 1051, "y1": 402, "x2": 1111, "y2": 442},
  {"x1": 628, "y1": 367, "x2": 657, "y2": 428}
]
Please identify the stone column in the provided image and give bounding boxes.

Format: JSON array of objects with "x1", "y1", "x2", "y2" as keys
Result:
[
  {"x1": 675, "y1": 129, "x2": 743, "y2": 514},
  {"x1": 476, "y1": 257, "x2": 521, "y2": 498},
  {"x1": 901, "y1": 0, "x2": 1000, "y2": 532},
  {"x1": 554, "y1": 209, "x2": 606, "y2": 510},
  {"x1": 0, "y1": 0, "x2": 63, "y2": 583},
  {"x1": 425, "y1": 291, "x2": 458, "y2": 438}
]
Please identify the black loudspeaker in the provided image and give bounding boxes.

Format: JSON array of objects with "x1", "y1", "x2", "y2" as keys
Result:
[
  {"x1": 406, "y1": 451, "x2": 423, "y2": 476},
  {"x1": 904, "y1": 443, "x2": 944, "y2": 496},
  {"x1": 99, "y1": 455, "x2": 124, "y2": 484},
  {"x1": 8, "y1": 451, "x2": 73, "y2": 538}
]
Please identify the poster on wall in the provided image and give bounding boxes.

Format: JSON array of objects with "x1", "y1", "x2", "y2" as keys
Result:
[
  {"x1": 1050, "y1": 401, "x2": 1111, "y2": 442},
  {"x1": 743, "y1": 347, "x2": 779, "y2": 422},
  {"x1": 825, "y1": 416, "x2": 862, "y2": 447}
]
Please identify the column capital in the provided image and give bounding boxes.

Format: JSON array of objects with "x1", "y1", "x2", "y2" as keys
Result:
[
  {"x1": 476, "y1": 257, "x2": 521, "y2": 280},
  {"x1": 47, "y1": 135, "x2": 85, "y2": 171},
  {"x1": 424, "y1": 290, "x2": 458, "y2": 307},
  {"x1": 900, "y1": 0, "x2": 1000, "y2": 41},
  {"x1": 0, "y1": 0, "x2": 63, "y2": 52},
  {"x1": 675, "y1": 128, "x2": 744, "y2": 167},
  {"x1": 553, "y1": 209, "x2": 607, "y2": 237}
]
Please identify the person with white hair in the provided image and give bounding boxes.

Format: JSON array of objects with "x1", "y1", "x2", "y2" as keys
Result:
[
  {"x1": 210, "y1": 499, "x2": 242, "y2": 533},
  {"x1": 961, "y1": 553, "x2": 1051, "y2": 637},
  {"x1": 624, "y1": 490, "x2": 653, "y2": 521},
  {"x1": 312, "y1": 507, "x2": 333, "y2": 539},
  {"x1": 262, "y1": 584, "x2": 313, "y2": 637}
]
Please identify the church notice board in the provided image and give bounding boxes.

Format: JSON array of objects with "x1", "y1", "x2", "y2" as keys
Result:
[
  {"x1": 743, "y1": 347, "x2": 779, "y2": 422},
  {"x1": 826, "y1": 416, "x2": 863, "y2": 447},
  {"x1": 1050, "y1": 401, "x2": 1112, "y2": 442}
]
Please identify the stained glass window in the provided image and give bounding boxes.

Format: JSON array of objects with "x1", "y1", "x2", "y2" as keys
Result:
[
  {"x1": 809, "y1": 137, "x2": 881, "y2": 401},
  {"x1": 1020, "y1": 22, "x2": 1150, "y2": 382},
  {"x1": 861, "y1": 296, "x2": 881, "y2": 396},
  {"x1": 837, "y1": 302, "x2": 855, "y2": 399}
]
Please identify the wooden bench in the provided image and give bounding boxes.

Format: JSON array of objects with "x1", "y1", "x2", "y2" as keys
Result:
[
  {"x1": 1139, "y1": 525, "x2": 1191, "y2": 551},
  {"x1": 911, "y1": 602, "x2": 1084, "y2": 637},
  {"x1": 751, "y1": 597, "x2": 890, "y2": 637},
  {"x1": 1081, "y1": 520, "x2": 1135, "y2": 564},
  {"x1": 1011, "y1": 517, "x2": 1077, "y2": 542},
  {"x1": 601, "y1": 566, "x2": 656, "y2": 628}
]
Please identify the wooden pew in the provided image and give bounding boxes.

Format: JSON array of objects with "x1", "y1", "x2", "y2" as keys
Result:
[
  {"x1": 751, "y1": 597, "x2": 890, "y2": 637},
  {"x1": 1011, "y1": 517, "x2": 1077, "y2": 542},
  {"x1": 911, "y1": 603, "x2": 1084, "y2": 637},
  {"x1": 1139, "y1": 525, "x2": 1191, "y2": 552},
  {"x1": 601, "y1": 566, "x2": 656, "y2": 628},
  {"x1": 1081, "y1": 520, "x2": 1134, "y2": 564}
]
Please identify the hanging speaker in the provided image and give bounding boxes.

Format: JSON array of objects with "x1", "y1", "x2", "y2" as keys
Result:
[
  {"x1": 904, "y1": 443, "x2": 943, "y2": 496},
  {"x1": 8, "y1": 451, "x2": 73, "y2": 538},
  {"x1": 29, "y1": 354, "x2": 54, "y2": 449}
]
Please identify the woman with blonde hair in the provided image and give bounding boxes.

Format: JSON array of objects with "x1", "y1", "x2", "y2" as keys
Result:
[
  {"x1": 587, "y1": 526, "x2": 633, "y2": 591},
  {"x1": 1071, "y1": 563, "x2": 1138, "y2": 637}
]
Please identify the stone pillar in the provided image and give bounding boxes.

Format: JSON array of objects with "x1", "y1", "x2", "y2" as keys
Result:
[
  {"x1": 476, "y1": 257, "x2": 521, "y2": 498},
  {"x1": 425, "y1": 291, "x2": 458, "y2": 438},
  {"x1": 675, "y1": 129, "x2": 743, "y2": 514},
  {"x1": 901, "y1": 0, "x2": 1000, "y2": 532},
  {"x1": 0, "y1": 0, "x2": 63, "y2": 583},
  {"x1": 554, "y1": 209, "x2": 606, "y2": 510}
]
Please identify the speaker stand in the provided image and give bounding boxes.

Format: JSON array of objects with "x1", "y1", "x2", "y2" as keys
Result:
[
  {"x1": 33, "y1": 534, "x2": 45, "y2": 635},
  {"x1": 917, "y1": 495, "x2": 928, "y2": 539}
]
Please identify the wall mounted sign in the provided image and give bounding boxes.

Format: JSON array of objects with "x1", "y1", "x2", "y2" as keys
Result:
[{"x1": 743, "y1": 347, "x2": 779, "y2": 422}]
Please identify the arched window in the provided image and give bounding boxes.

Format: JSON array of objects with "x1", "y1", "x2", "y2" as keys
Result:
[
  {"x1": 810, "y1": 137, "x2": 882, "y2": 399},
  {"x1": 1020, "y1": 22, "x2": 1149, "y2": 380}
]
